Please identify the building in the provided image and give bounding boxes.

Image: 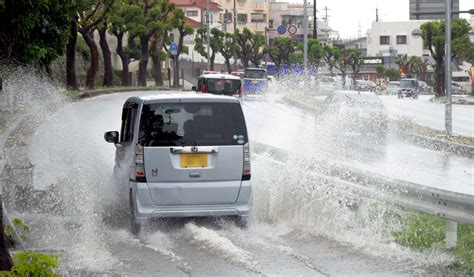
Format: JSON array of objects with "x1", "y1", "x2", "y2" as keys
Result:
[
  {"x1": 409, "y1": 0, "x2": 459, "y2": 20},
  {"x1": 213, "y1": 0, "x2": 269, "y2": 34},
  {"x1": 267, "y1": 0, "x2": 332, "y2": 43},
  {"x1": 367, "y1": 20, "x2": 431, "y2": 68}
]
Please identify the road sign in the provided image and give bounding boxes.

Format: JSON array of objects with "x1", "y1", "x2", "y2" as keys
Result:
[
  {"x1": 170, "y1": 42, "x2": 178, "y2": 56},
  {"x1": 288, "y1": 25, "x2": 297, "y2": 34},
  {"x1": 277, "y1": 25, "x2": 286, "y2": 35}
]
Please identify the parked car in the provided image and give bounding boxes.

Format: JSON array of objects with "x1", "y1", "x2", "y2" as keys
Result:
[
  {"x1": 356, "y1": 80, "x2": 379, "y2": 92},
  {"x1": 319, "y1": 91, "x2": 388, "y2": 140},
  {"x1": 451, "y1": 82, "x2": 462, "y2": 94},
  {"x1": 192, "y1": 73, "x2": 242, "y2": 98},
  {"x1": 104, "y1": 94, "x2": 252, "y2": 234},
  {"x1": 398, "y1": 78, "x2": 419, "y2": 99},
  {"x1": 385, "y1": 81, "x2": 400, "y2": 95},
  {"x1": 417, "y1": 81, "x2": 432, "y2": 94}
]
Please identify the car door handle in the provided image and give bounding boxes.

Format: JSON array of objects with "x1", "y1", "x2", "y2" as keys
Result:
[{"x1": 189, "y1": 172, "x2": 201, "y2": 178}]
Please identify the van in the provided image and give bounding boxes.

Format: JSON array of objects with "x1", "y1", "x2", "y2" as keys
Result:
[
  {"x1": 104, "y1": 94, "x2": 252, "y2": 234},
  {"x1": 192, "y1": 73, "x2": 242, "y2": 97}
]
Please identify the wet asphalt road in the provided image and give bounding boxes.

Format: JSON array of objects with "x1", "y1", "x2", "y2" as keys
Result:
[
  {"x1": 11, "y1": 90, "x2": 468, "y2": 275},
  {"x1": 380, "y1": 95, "x2": 474, "y2": 137}
]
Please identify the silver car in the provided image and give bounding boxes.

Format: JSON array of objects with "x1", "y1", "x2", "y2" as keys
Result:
[{"x1": 104, "y1": 94, "x2": 252, "y2": 234}]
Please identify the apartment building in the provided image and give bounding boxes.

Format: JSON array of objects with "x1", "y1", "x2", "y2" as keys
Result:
[{"x1": 213, "y1": 0, "x2": 269, "y2": 34}]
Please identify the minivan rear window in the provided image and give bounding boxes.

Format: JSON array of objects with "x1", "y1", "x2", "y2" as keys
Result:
[
  {"x1": 138, "y1": 102, "x2": 248, "y2": 147},
  {"x1": 202, "y1": 78, "x2": 241, "y2": 95}
]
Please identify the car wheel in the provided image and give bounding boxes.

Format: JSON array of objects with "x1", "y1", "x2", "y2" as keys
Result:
[
  {"x1": 235, "y1": 215, "x2": 251, "y2": 229},
  {"x1": 129, "y1": 190, "x2": 142, "y2": 235}
]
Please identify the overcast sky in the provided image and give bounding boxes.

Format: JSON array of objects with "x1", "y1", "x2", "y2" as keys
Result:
[{"x1": 311, "y1": 0, "x2": 473, "y2": 38}]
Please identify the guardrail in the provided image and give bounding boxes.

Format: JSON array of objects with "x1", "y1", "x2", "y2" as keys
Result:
[{"x1": 252, "y1": 141, "x2": 474, "y2": 248}]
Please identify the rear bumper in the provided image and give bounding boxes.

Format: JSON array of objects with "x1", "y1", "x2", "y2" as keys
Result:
[{"x1": 130, "y1": 181, "x2": 252, "y2": 219}]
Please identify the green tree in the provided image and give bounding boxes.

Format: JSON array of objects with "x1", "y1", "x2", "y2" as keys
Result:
[
  {"x1": 375, "y1": 65, "x2": 385, "y2": 78},
  {"x1": 214, "y1": 30, "x2": 236, "y2": 73},
  {"x1": 348, "y1": 49, "x2": 363, "y2": 89},
  {"x1": 77, "y1": 0, "x2": 114, "y2": 89},
  {"x1": 323, "y1": 46, "x2": 341, "y2": 76},
  {"x1": 421, "y1": 19, "x2": 471, "y2": 96},
  {"x1": 0, "y1": 0, "x2": 77, "y2": 72},
  {"x1": 264, "y1": 37, "x2": 296, "y2": 68},
  {"x1": 249, "y1": 32, "x2": 265, "y2": 68},
  {"x1": 395, "y1": 54, "x2": 412, "y2": 76},
  {"x1": 194, "y1": 27, "x2": 221, "y2": 71},
  {"x1": 385, "y1": 68, "x2": 401, "y2": 81},
  {"x1": 169, "y1": 8, "x2": 193, "y2": 87},
  {"x1": 108, "y1": 0, "x2": 134, "y2": 86},
  {"x1": 308, "y1": 39, "x2": 323, "y2": 69},
  {"x1": 234, "y1": 28, "x2": 254, "y2": 68},
  {"x1": 132, "y1": 0, "x2": 174, "y2": 87},
  {"x1": 332, "y1": 47, "x2": 350, "y2": 88}
]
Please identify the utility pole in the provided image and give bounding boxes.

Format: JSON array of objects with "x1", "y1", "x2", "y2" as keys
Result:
[
  {"x1": 206, "y1": 0, "x2": 211, "y2": 71},
  {"x1": 303, "y1": 0, "x2": 308, "y2": 72},
  {"x1": 312, "y1": 0, "x2": 317, "y2": 39},
  {"x1": 445, "y1": 0, "x2": 452, "y2": 136},
  {"x1": 233, "y1": 0, "x2": 237, "y2": 71}
]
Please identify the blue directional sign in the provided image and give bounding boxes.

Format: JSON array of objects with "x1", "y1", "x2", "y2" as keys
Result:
[
  {"x1": 277, "y1": 25, "x2": 286, "y2": 35},
  {"x1": 170, "y1": 42, "x2": 178, "y2": 56}
]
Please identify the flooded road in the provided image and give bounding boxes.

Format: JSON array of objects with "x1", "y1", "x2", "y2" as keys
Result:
[{"x1": 7, "y1": 91, "x2": 466, "y2": 275}]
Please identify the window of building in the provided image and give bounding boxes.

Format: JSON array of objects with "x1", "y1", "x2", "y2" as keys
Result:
[
  {"x1": 187, "y1": 10, "x2": 198, "y2": 17},
  {"x1": 269, "y1": 20, "x2": 273, "y2": 29},
  {"x1": 251, "y1": 13, "x2": 265, "y2": 23},
  {"x1": 380, "y1": 36, "x2": 390, "y2": 45},
  {"x1": 224, "y1": 12, "x2": 233, "y2": 22},
  {"x1": 237, "y1": 13, "x2": 247, "y2": 23},
  {"x1": 397, "y1": 35, "x2": 407, "y2": 44}
]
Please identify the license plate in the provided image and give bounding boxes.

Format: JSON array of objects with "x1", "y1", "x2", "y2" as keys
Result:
[
  {"x1": 180, "y1": 154, "x2": 208, "y2": 168},
  {"x1": 252, "y1": 80, "x2": 257, "y2": 84}
]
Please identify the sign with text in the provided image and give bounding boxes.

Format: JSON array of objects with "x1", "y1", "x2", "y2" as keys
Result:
[{"x1": 362, "y1": 57, "x2": 384, "y2": 65}]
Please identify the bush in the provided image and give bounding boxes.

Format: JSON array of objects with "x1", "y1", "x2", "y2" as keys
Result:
[{"x1": 0, "y1": 251, "x2": 60, "y2": 277}]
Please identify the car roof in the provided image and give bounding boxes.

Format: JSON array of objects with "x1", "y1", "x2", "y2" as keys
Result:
[
  {"x1": 401, "y1": 78, "x2": 417, "y2": 81},
  {"x1": 389, "y1": 81, "x2": 400, "y2": 84},
  {"x1": 198, "y1": 73, "x2": 241, "y2": 80},
  {"x1": 126, "y1": 93, "x2": 241, "y2": 104}
]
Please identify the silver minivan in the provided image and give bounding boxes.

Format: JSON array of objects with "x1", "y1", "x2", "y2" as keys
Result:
[{"x1": 104, "y1": 94, "x2": 252, "y2": 234}]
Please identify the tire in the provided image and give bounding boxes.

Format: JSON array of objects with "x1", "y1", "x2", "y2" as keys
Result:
[
  {"x1": 129, "y1": 190, "x2": 142, "y2": 235},
  {"x1": 235, "y1": 215, "x2": 251, "y2": 229}
]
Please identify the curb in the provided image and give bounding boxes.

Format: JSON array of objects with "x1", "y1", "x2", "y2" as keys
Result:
[
  {"x1": 396, "y1": 131, "x2": 474, "y2": 159},
  {"x1": 283, "y1": 96, "x2": 319, "y2": 113},
  {"x1": 429, "y1": 97, "x2": 474, "y2": 105},
  {"x1": 71, "y1": 87, "x2": 171, "y2": 100}
]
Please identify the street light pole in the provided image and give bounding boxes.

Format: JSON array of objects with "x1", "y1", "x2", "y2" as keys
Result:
[
  {"x1": 206, "y1": 0, "x2": 211, "y2": 71},
  {"x1": 303, "y1": 0, "x2": 308, "y2": 72},
  {"x1": 445, "y1": 0, "x2": 452, "y2": 136}
]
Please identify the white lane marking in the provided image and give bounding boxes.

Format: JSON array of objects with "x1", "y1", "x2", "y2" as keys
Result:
[{"x1": 184, "y1": 223, "x2": 264, "y2": 275}]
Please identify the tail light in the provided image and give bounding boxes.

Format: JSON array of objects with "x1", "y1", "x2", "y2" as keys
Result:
[
  {"x1": 242, "y1": 142, "x2": 251, "y2": 181},
  {"x1": 135, "y1": 144, "x2": 146, "y2": 182},
  {"x1": 202, "y1": 84, "x2": 207, "y2": 93}
]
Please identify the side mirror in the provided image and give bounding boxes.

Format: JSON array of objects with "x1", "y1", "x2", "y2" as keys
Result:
[
  {"x1": 104, "y1": 131, "x2": 119, "y2": 144},
  {"x1": 192, "y1": 85, "x2": 197, "y2": 91}
]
